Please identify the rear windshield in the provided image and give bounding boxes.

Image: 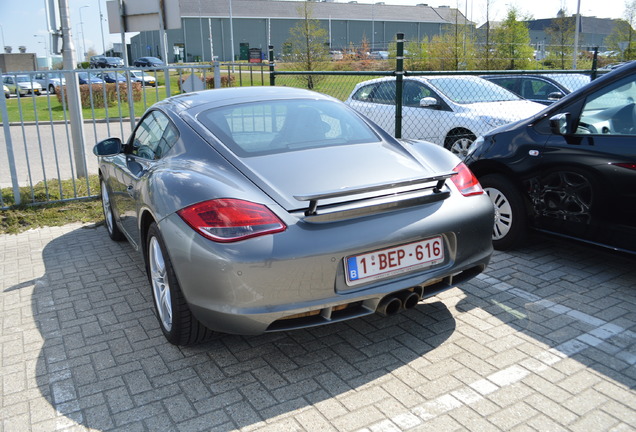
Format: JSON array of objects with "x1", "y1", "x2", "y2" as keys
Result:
[{"x1": 197, "y1": 99, "x2": 380, "y2": 156}]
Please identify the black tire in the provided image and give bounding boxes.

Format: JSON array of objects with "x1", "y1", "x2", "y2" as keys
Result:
[
  {"x1": 100, "y1": 180, "x2": 125, "y2": 241},
  {"x1": 146, "y1": 223, "x2": 213, "y2": 346},
  {"x1": 444, "y1": 129, "x2": 476, "y2": 157},
  {"x1": 480, "y1": 173, "x2": 528, "y2": 250}
]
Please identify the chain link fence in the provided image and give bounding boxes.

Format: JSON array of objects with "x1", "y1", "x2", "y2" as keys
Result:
[{"x1": 1, "y1": 36, "x2": 605, "y2": 209}]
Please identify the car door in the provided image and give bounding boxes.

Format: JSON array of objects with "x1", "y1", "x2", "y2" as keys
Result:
[
  {"x1": 535, "y1": 74, "x2": 636, "y2": 249},
  {"x1": 348, "y1": 80, "x2": 398, "y2": 134},
  {"x1": 400, "y1": 80, "x2": 455, "y2": 144},
  {"x1": 110, "y1": 110, "x2": 179, "y2": 247}
]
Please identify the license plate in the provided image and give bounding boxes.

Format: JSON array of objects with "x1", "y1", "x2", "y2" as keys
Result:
[{"x1": 345, "y1": 236, "x2": 444, "y2": 286}]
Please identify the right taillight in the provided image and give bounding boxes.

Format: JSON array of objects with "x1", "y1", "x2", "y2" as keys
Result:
[
  {"x1": 451, "y1": 162, "x2": 484, "y2": 196},
  {"x1": 177, "y1": 198, "x2": 286, "y2": 243},
  {"x1": 611, "y1": 163, "x2": 636, "y2": 171}
]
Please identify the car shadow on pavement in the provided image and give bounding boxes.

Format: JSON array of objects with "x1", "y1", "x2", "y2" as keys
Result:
[
  {"x1": 456, "y1": 233, "x2": 636, "y2": 391},
  {"x1": 24, "y1": 225, "x2": 456, "y2": 430}
]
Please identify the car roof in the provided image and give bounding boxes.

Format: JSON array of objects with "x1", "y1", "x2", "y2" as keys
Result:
[{"x1": 158, "y1": 86, "x2": 338, "y2": 113}]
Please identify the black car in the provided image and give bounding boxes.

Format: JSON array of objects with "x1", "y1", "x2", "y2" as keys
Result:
[
  {"x1": 466, "y1": 62, "x2": 636, "y2": 254},
  {"x1": 481, "y1": 73, "x2": 591, "y2": 105},
  {"x1": 133, "y1": 56, "x2": 164, "y2": 68},
  {"x1": 90, "y1": 56, "x2": 124, "y2": 68}
]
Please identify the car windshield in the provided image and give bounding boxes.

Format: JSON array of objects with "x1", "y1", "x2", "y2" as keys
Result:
[
  {"x1": 16, "y1": 76, "x2": 32, "y2": 83},
  {"x1": 546, "y1": 74, "x2": 591, "y2": 92},
  {"x1": 79, "y1": 72, "x2": 98, "y2": 80},
  {"x1": 429, "y1": 77, "x2": 521, "y2": 103},
  {"x1": 198, "y1": 99, "x2": 381, "y2": 156}
]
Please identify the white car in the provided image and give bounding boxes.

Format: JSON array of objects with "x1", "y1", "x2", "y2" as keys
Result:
[
  {"x1": 345, "y1": 76, "x2": 545, "y2": 156},
  {"x1": 129, "y1": 70, "x2": 156, "y2": 87},
  {"x1": 34, "y1": 72, "x2": 66, "y2": 94},
  {"x1": 2, "y1": 75, "x2": 42, "y2": 97}
]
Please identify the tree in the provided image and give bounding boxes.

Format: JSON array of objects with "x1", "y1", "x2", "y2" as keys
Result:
[
  {"x1": 427, "y1": 8, "x2": 476, "y2": 71},
  {"x1": 605, "y1": 1, "x2": 636, "y2": 60},
  {"x1": 476, "y1": 0, "x2": 495, "y2": 70},
  {"x1": 491, "y1": 8, "x2": 534, "y2": 70},
  {"x1": 285, "y1": 1, "x2": 329, "y2": 89},
  {"x1": 545, "y1": 10, "x2": 577, "y2": 69}
]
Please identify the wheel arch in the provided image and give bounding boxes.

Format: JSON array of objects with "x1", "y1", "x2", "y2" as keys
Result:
[{"x1": 471, "y1": 161, "x2": 534, "y2": 218}]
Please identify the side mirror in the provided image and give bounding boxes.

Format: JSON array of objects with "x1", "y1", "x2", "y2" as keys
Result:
[
  {"x1": 547, "y1": 91, "x2": 565, "y2": 101},
  {"x1": 549, "y1": 113, "x2": 570, "y2": 135},
  {"x1": 93, "y1": 137, "x2": 123, "y2": 156},
  {"x1": 419, "y1": 97, "x2": 439, "y2": 108}
]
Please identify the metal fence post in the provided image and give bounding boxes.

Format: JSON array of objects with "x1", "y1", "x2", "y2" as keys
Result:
[
  {"x1": 0, "y1": 70, "x2": 21, "y2": 206},
  {"x1": 269, "y1": 45, "x2": 275, "y2": 86},
  {"x1": 395, "y1": 33, "x2": 404, "y2": 139},
  {"x1": 214, "y1": 61, "x2": 221, "y2": 88}
]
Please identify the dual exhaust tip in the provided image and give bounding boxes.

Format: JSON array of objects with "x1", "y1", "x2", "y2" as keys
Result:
[{"x1": 376, "y1": 290, "x2": 421, "y2": 316}]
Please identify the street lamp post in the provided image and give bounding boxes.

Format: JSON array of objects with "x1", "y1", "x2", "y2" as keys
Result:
[
  {"x1": 34, "y1": 34, "x2": 50, "y2": 69},
  {"x1": 98, "y1": 0, "x2": 106, "y2": 54},
  {"x1": 79, "y1": 5, "x2": 89, "y2": 61}
]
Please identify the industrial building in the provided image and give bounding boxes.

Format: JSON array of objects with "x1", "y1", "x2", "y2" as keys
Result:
[{"x1": 129, "y1": 0, "x2": 470, "y2": 63}]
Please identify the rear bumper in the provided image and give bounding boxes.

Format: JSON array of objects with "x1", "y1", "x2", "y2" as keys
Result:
[{"x1": 158, "y1": 193, "x2": 494, "y2": 335}]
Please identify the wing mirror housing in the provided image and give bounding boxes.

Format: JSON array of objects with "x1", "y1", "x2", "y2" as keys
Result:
[
  {"x1": 549, "y1": 112, "x2": 571, "y2": 135},
  {"x1": 547, "y1": 91, "x2": 565, "y2": 101},
  {"x1": 93, "y1": 138, "x2": 123, "y2": 156},
  {"x1": 419, "y1": 97, "x2": 440, "y2": 108}
]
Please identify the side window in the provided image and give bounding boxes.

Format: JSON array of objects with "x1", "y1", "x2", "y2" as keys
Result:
[
  {"x1": 489, "y1": 78, "x2": 518, "y2": 95},
  {"x1": 579, "y1": 76, "x2": 636, "y2": 136},
  {"x1": 403, "y1": 81, "x2": 431, "y2": 107},
  {"x1": 352, "y1": 84, "x2": 374, "y2": 102},
  {"x1": 522, "y1": 79, "x2": 559, "y2": 101},
  {"x1": 131, "y1": 111, "x2": 178, "y2": 160}
]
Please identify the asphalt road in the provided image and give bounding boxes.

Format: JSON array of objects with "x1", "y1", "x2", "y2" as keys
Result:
[{"x1": 0, "y1": 120, "x2": 135, "y2": 189}]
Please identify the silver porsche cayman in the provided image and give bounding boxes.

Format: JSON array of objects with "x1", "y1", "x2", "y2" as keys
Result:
[{"x1": 94, "y1": 86, "x2": 493, "y2": 345}]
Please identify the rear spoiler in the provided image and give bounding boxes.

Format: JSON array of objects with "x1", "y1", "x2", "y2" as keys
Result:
[{"x1": 294, "y1": 172, "x2": 456, "y2": 220}]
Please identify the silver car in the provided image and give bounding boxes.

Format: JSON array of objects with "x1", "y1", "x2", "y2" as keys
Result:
[
  {"x1": 94, "y1": 86, "x2": 493, "y2": 345},
  {"x1": 345, "y1": 76, "x2": 545, "y2": 156}
]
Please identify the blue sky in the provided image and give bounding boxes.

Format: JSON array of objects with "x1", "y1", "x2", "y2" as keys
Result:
[{"x1": 0, "y1": 0, "x2": 627, "y2": 59}]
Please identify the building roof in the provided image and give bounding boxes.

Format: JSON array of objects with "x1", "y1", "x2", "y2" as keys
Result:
[
  {"x1": 524, "y1": 16, "x2": 621, "y2": 35},
  {"x1": 178, "y1": 0, "x2": 471, "y2": 25}
]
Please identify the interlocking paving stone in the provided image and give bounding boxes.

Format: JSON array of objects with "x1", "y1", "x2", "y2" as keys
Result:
[{"x1": 1, "y1": 223, "x2": 635, "y2": 431}]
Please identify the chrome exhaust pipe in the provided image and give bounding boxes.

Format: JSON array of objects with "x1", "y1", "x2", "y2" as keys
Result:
[
  {"x1": 397, "y1": 290, "x2": 421, "y2": 310},
  {"x1": 376, "y1": 296, "x2": 402, "y2": 316}
]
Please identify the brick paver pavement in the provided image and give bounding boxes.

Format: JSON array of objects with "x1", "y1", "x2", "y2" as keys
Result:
[{"x1": 1, "y1": 223, "x2": 635, "y2": 431}]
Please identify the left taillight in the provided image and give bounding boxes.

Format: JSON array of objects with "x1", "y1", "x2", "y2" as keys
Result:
[
  {"x1": 451, "y1": 162, "x2": 484, "y2": 197},
  {"x1": 177, "y1": 198, "x2": 286, "y2": 243}
]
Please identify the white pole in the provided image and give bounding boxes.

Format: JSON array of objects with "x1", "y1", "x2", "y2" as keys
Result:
[
  {"x1": 58, "y1": 0, "x2": 87, "y2": 178},
  {"x1": 572, "y1": 0, "x2": 581, "y2": 68}
]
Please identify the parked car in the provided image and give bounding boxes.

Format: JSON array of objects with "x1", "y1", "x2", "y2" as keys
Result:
[
  {"x1": 369, "y1": 51, "x2": 389, "y2": 60},
  {"x1": 96, "y1": 71, "x2": 127, "y2": 83},
  {"x1": 2, "y1": 75, "x2": 42, "y2": 96},
  {"x1": 90, "y1": 56, "x2": 124, "y2": 68},
  {"x1": 4, "y1": 84, "x2": 9, "y2": 98},
  {"x1": 129, "y1": 70, "x2": 156, "y2": 87},
  {"x1": 93, "y1": 86, "x2": 494, "y2": 345},
  {"x1": 34, "y1": 72, "x2": 66, "y2": 94},
  {"x1": 481, "y1": 73, "x2": 591, "y2": 105},
  {"x1": 132, "y1": 56, "x2": 164, "y2": 68},
  {"x1": 345, "y1": 76, "x2": 544, "y2": 157},
  {"x1": 77, "y1": 72, "x2": 104, "y2": 85},
  {"x1": 465, "y1": 61, "x2": 636, "y2": 254}
]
